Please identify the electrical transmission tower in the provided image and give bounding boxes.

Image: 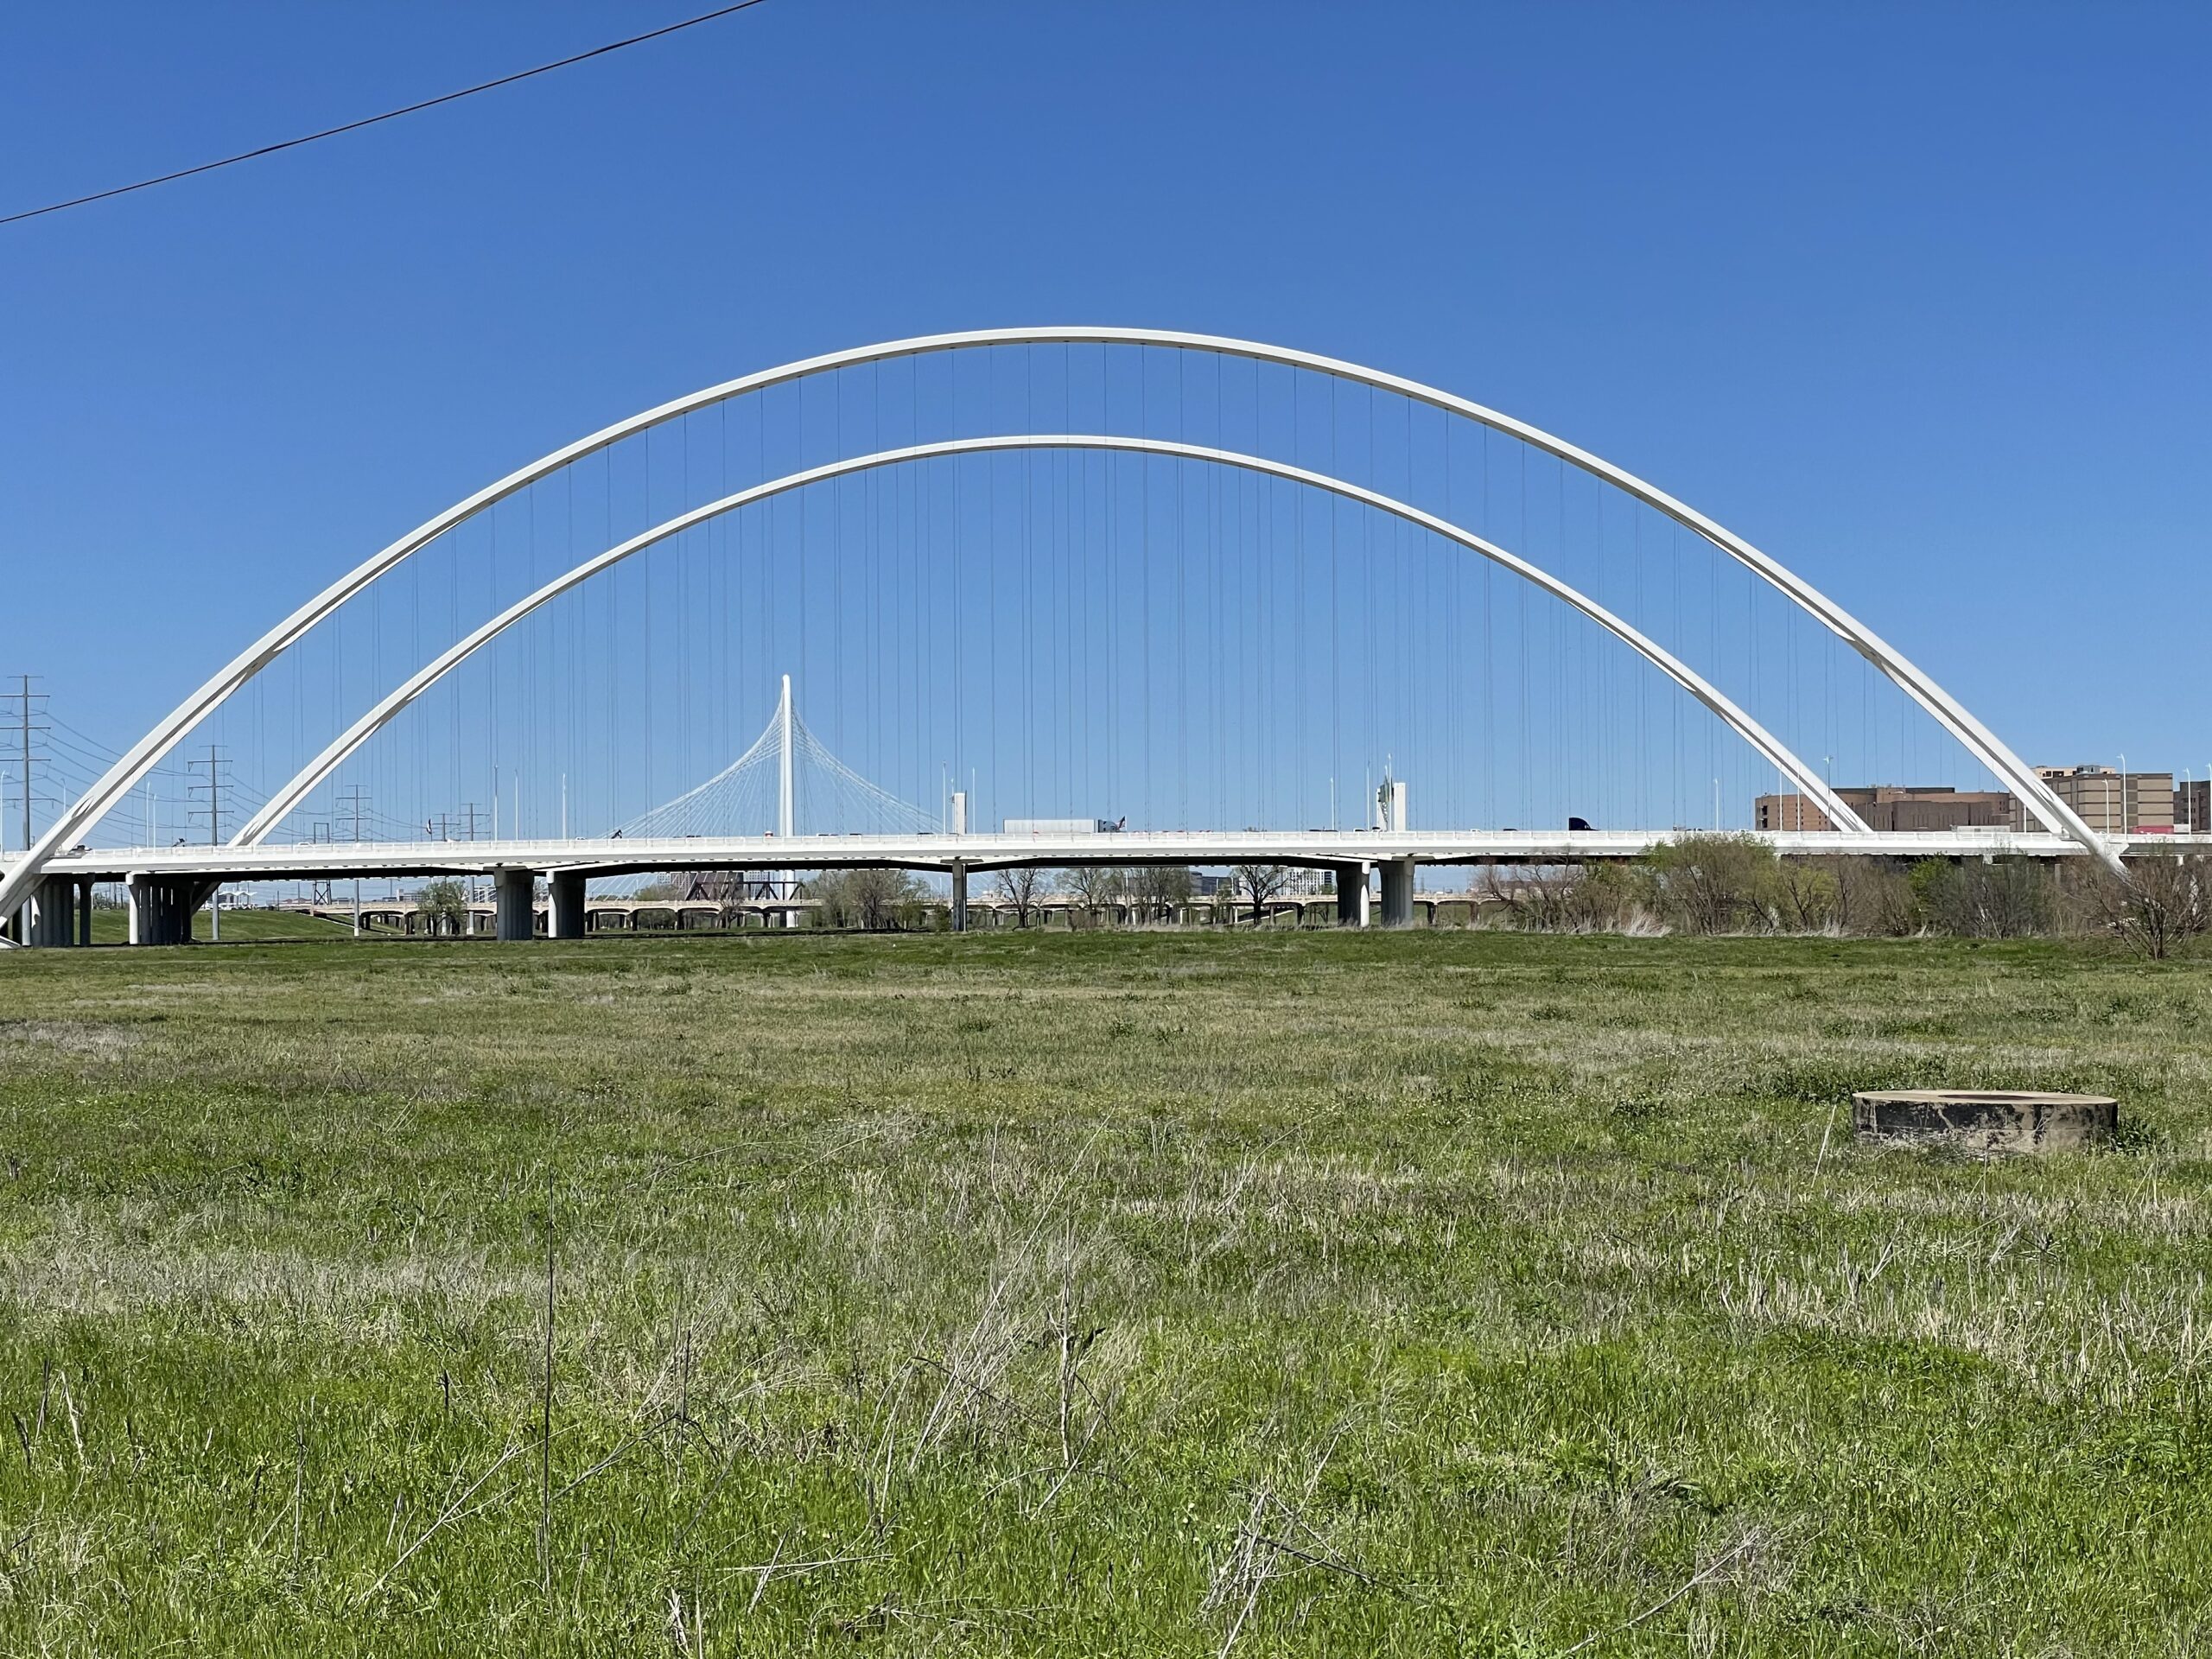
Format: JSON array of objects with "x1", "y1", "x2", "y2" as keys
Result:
[
  {"x1": 305, "y1": 821, "x2": 334, "y2": 908},
  {"x1": 188, "y1": 745, "x2": 230, "y2": 941},
  {"x1": 3, "y1": 674, "x2": 49, "y2": 855},
  {"x1": 338, "y1": 785, "x2": 372, "y2": 844},
  {"x1": 337, "y1": 785, "x2": 372, "y2": 934},
  {"x1": 187, "y1": 746, "x2": 231, "y2": 844}
]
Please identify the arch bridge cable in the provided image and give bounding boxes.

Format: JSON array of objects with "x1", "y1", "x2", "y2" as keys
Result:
[{"x1": 219, "y1": 432, "x2": 1871, "y2": 851}]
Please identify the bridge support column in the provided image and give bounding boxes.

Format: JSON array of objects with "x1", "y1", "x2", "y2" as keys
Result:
[
  {"x1": 77, "y1": 879, "x2": 94, "y2": 946},
  {"x1": 950, "y1": 860, "x2": 969, "y2": 933},
  {"x1": 1333, "y1": 863, "x2": 1370, "y2": 928},
  {"x1": 14, "y1": 877, "x2": 79, "y2": 947},
  {"x1": 548, "y1": 870, "x2": 586, "y2": 939},
  {"x1": 126, "y1": 873, "x2": 209, "y2": 945},
  {"x1": 1381, "y1": 857, "x2": 1415, "y2": 927},
  {"x1": 494, "y1": 868, "x2": 535, "y2": 942}
]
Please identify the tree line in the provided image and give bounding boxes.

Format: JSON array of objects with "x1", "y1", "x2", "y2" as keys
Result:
[
  {"x1": 413, "y1": 836, "x2": 2210, "y2": 958},
  {"x1": 1484, "y1": 834, "x2": 2210, "y2": 958}
]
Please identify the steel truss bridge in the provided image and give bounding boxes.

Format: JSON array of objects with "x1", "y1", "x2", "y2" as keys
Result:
[{"x1": 2, "y1": 326, "x2": 2181, "y2": 948}]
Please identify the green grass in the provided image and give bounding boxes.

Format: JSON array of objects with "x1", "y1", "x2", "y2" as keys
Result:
[
  {"x1": 1, "y1": 929, "x2": 2208, "y2": 1655},
  {"x1": 81, "y1": 905, "x2": 365, "y2": 945}
]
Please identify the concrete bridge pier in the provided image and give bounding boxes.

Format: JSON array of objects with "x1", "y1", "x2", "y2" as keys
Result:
[
  {"x1": 1380, "y1": 857, "x2": 1416, "y2": 927},
  {"x1": 127, "y1": 873, "x2": 214, "y2": 945},
  {"x1": 548, "y1": 870, "x2": 587, "y2": 939},
  {"x1": 494, "y1": 868, "x2": 535, "y2": 942},
  {"x1": 10, "y1": 876, "x2": 89, "y2": 946},
  {"x1": 1332, "y1": 862, "x2": 1371, "y2": 927},
  {"x1": 950, "y1": 859, "x2": 969, "y2": 933}
]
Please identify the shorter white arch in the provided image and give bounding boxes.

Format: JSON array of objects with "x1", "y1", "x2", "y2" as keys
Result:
[{"x1": 235, "y1": 434, "x2": 1872, "y2": 847}]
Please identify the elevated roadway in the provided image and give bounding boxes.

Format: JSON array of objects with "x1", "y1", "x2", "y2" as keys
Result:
[
  {"x1": 8, "y1": 827, "x2": 2207, "y2": 944},
  {"x1": 10, "y1": 826, "x2": 2205, "y2": 889}
]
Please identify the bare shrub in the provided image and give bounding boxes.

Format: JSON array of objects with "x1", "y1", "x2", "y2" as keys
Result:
[
  {"x1": 1064, "y1": 865, "x2": 1125, "y2": 924},
  {"x1": 1485, "y1": 850, "x2": 1926, "y2": 939},
  {"x1": 1128, "y1": 865, "x2": 1192, "y2": 924},
  {"x1": 809, "y1": 868, "x2": 927, "y2": 931},
  {"x1": 1772, "y1": 860, "x2": 1841, "y2": 932},
  {"x1": 1231, "y1": 863, "x2": 1289, "y2": 926},
  {"x1": 1824, "y1": 855, "x2": 1916, "y2": 937},
  {"x1": 1909, "y1": 858, "x2": 2052, "y2": 938},
  {"x1": 2094, "y1": 854, "x2": 2212, "y2": 959},
  {"x1": 994, "y1": 866, "x2": 1051, "y2": 927},
  {"x1": 1484, "y1": 863, "x2": 1643, "y2": 931},
  {"x1": 1482, "y1": 866, "x2": 1560, "y2": 930}
]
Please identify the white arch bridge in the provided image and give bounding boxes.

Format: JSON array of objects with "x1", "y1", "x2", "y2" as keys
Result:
[{"x1": 3, "y1": 327, "x2": 2185, "y2": 946}]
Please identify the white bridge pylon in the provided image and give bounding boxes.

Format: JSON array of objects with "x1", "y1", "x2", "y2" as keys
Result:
[
  {"x1": 0, "y1": 326, "x2": 2124, "y2": 931},
  {"x1": 613, "y1": 675, "x2": 937, "y2": 842}
]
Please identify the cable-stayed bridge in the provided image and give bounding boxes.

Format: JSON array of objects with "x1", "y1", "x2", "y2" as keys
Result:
[
  {"x1": 4, "y1": 326, "x2": 2198, "y2": 947},
  {"x1": 612, "y1": 675, "x2": 938, "y2": 845}
]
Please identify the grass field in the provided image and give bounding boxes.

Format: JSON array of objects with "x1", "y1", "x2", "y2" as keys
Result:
[
  {"x1": 1, "y1": 929, "x2": 2207, "y2": 1655},
  {"x1": 77, "y1": 906, "x2": 365, "y2": 946}
]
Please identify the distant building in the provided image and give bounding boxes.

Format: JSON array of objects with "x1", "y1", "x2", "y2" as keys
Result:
[
  {"x1": 2033, "y1": 765, "x2": 2173, "y2": 834},
  {"x1": 2177, "y1": 779, "x2": 2209, "y2": 835},
  {"x1": 1754, "y1": 793, "x2": 1838, "y2": 831},
  {"x1": 1754, "y1": 785, "x2": 2017, "y2": 834}
]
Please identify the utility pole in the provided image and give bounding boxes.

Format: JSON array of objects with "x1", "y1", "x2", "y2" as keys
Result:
[
  {"x1": 461, "y1": 803, "x2": 483, "y2": 925},
  {"x1": 188, "y1": 745, "x2": 226, "y2": 941},
  {"x1": 774, "y1": 676, "x2": 794, "y2": 917}
]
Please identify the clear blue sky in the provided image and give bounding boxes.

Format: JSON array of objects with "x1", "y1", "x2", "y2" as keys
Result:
[{"x1": 3, "y1": 2, "x2": 2207, "y2": 840}]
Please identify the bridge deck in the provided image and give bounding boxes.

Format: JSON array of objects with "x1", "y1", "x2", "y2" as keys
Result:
[{"x1": 11, "y1": 828, "x2": 2209, "y2": 886}]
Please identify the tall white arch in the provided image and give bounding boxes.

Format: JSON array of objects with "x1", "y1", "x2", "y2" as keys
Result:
[
  {"x1": 0, "y1": 326, "x2": 2111, "y2": 926},
  {"x1": 233, "y1": 434, "x2": 1870, "y2": 845}
]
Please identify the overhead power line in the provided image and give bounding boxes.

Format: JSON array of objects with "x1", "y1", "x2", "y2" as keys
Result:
[{"x1": 0, "y1": 0, "x2": 772, "y2": 229}]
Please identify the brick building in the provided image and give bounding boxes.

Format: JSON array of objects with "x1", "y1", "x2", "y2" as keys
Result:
[
  {"x1": 2032, "y1": 765, "x2": 2173, "y2": 834},
  {"x1": 2177, "y1": 779, "x2": 2209, "y2": 835},
  {"x1": 1754, "y1": 785, "x2": 2018, "y2": 834}
]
